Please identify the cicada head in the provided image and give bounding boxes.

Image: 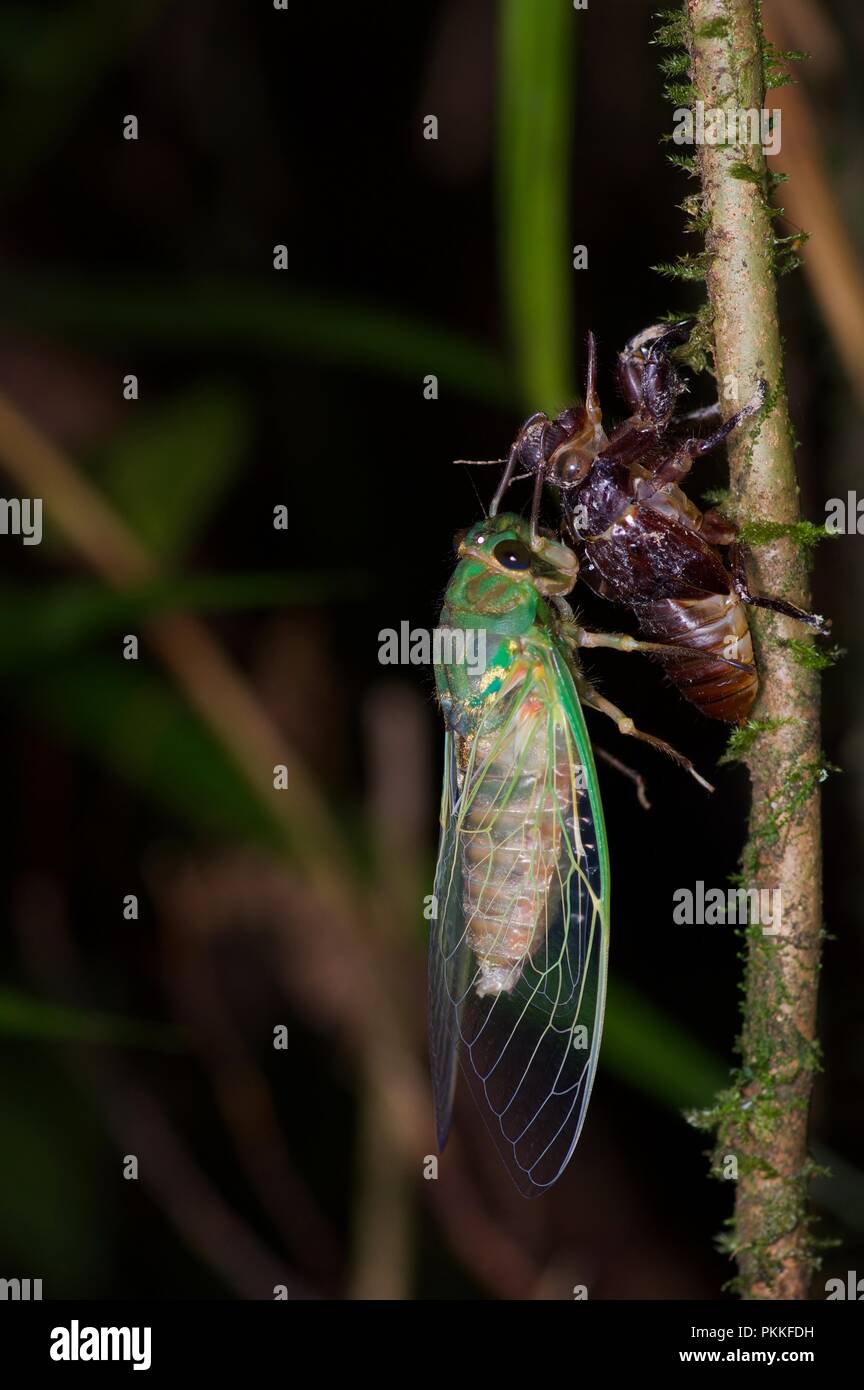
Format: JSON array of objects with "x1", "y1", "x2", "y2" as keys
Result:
[
  {"x1": 547, "y1": 427, "x2": 599, "y2": 488},
  {"x1": 455, "y1": 513, "x2": 578, "y2": 598},
  {"x1": 544, "y1": 357, "x2": 608, "y2": 491}
]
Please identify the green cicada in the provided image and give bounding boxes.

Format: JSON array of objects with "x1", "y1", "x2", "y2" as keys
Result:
[
  {"x1": 428, "y1": 511, "x2": 711, "y2": 1195},
  {"x1": 428, "y1": 512, "x2": 609, "y2": 1196}
]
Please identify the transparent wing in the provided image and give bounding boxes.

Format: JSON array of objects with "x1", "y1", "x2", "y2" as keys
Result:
[
  {"x1": 427, "y1": 730, "x2": 463, "y2": 1148},
  {"x1": 428, "y1": 646, "x2": 609, "y2": 1196}
]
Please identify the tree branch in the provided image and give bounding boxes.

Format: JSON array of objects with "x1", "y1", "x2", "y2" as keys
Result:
[{"x1": 684, "y1": 0, "x2": 826, "y2": 1298}]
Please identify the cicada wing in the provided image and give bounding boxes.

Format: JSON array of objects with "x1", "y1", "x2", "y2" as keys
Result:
[
  {"x1": 428, "y1": 648, "x2": 609, "y2": 1195},
  {"x1": 427, "y1": 732, "x2": 464, "y2": 1148}
]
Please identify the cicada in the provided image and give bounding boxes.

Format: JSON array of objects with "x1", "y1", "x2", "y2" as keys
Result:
[
  {"x1": 429, "y1": 513, "x2": 609, "y2": 1194},
  {"x1": 429, "y1": 513, "x2": 714, "y2": 1193}
]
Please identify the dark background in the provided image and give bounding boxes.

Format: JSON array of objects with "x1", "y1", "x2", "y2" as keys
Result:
[{"x1": 0, "y1": 0, "x2": 861, "y2": 1300}]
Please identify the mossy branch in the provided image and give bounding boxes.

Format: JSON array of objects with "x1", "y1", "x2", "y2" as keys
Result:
[{"x1": 681, "y1": 0, "x2": 826, "y2": 1298}]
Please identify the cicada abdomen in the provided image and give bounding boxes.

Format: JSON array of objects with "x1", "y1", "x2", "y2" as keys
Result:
[
  {"x1": 461, "y1": 696, "x2": 581, "y2": 998},
  {"x1": 630, "y1": 592, "x2": 758, "y2": 723},
  {"x1": 577, "y1": 493, "x2": 760, "y2": 722}
]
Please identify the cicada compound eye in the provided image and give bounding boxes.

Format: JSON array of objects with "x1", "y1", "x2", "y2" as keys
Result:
[
  {"x1": 560, "y1": 456, "x2": 591, "y2": 484},
  {"x1": 493, "y1": 538, "x2": 532, "y2": 571},
  {"x1": 550, "y1": 439, "x2": 593, "y2": 487}
]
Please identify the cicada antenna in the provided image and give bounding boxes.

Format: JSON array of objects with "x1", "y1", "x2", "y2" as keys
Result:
[
  {"x1": 452, "y1": 456, "x2": 508, "y2": 467},
  {"x1": 461, "y1": 461, "x2": 488, "y2": 519}
]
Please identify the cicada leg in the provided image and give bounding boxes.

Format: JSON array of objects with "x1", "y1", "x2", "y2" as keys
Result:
[
  {"x1": 583, "y1": 329, "x2": 603, "y2": 430},
  {"x1": 529, "y1": 459, "x2": 546, "y2": 546},
  {"x1": 557, "y1": 616, "x2": 752, "y2": 674},
  {"x1": 489, "y1": 413, "x2": 548, "y2": 517},
  {"x1": 673, "y1": 401, "x2": 723, "y2": 430},
  {"x1": 730, "y1": 542, "x2": 830, "y2": 635},
  {"x1": 594, "y1": 746, "x2": 652, "y2": 810},
  {"x1": 553, "y1": 614, "x2": 715, "y2": 789},
  {"x1": 700, "y1": 509, "x2": 737, "y2": 545},
  {"x1": 650, "y1": 379, "x2": 769, "y2": 488},
  {"x1": 575, "y1": 676, "x2": 715, "y2": 793}
]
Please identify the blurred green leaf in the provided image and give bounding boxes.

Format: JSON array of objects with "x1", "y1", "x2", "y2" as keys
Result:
[
  {"x1": 0, "y1": 0, "x2": 168, "y2": 182},
  {"x1": 0, "y1": 988, "x2": 181, "y2": 1050},
  {"x1": 0, "y1": 571, "x2": 366, "y2": 673},
  {"x1": 95, "y1": 386, "x2": 252, "y2": 559},
  {"x1": 0, "y1": 275, "x2": 514, "y2": 407},
  {"x1": 603, "y1": 979, "x2": 726, "y2": 1110},
  {"x1": 23, "y1": 653, "x2": 284, "y2": 846},
  {"x1": 498, "y1": 0, "x2": 577, "y2": 410},
  {"x1": 0, "y1": 1056, "x2": 106, "y2": 1285}
]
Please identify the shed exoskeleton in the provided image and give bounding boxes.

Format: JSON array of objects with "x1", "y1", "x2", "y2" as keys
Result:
[{"x1": 461, "y1": 321, "x2": 828, "y2": 723}]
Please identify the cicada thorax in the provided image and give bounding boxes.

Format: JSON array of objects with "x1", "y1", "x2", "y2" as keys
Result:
[
  {"x1": 568, "y1": 452, "x2": 760, "y2": 724},
  {"x1": 457, "y1": 658, "x2": 577, "y2": 997}
]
